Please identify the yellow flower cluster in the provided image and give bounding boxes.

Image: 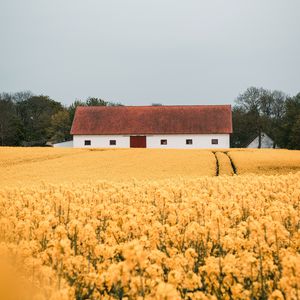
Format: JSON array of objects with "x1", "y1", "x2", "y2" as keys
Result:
[{"x1": 1, "y1": 172, "x2": 300, "y2": 299}]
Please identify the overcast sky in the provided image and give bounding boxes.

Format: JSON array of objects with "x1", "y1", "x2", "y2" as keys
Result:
[{"x1": 0, "y1": 0, "x2": 299, "y2": 106}]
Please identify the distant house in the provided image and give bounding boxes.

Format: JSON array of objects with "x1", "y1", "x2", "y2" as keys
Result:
[
  {"x1": 246, "y1": 132, "x2": 278, "y2": 149},
  {"x1": 70, "y1": 105, "x2": 232, "y2": 149}
]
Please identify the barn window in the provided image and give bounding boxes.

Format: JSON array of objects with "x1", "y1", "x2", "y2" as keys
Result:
[
  {"x1": 160, "y1": 139, "x2": 167, "y2": 145},
  {"x1": 84, "y1": 140, "x2": 91, "y2": 146},
  {"x1": 109, "y1": 140, "x2": 116, "y2": 145},
  {"x1": 186, "y1": 139, "x2": 193, "y2": 145},
  {"x1": 211, "y1": 139, "x2": 218, "y2": 145}
]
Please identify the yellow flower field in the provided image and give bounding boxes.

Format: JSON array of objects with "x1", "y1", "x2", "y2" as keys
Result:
[
  {"x1": 0, "y1": 147, "x2": 216, "y2": 187},
  {"x1": 1, "y1": 147, "x2": 300, "y2": 299},
  {"x1": 227, "y1": 149, "x2": 300, "y2": 175},
  {"x1": 1, "y1": 148, "x2": 300, "y2": 187}
]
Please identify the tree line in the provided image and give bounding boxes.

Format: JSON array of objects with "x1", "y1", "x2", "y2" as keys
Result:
[
  {"x1": 0, "y1": 88, "x2": 299, "y2": 149},
  {"x1": 0, "y1": 91, "x2": 121, "y2": 146},
  {"x1": 231, "y1": 87, "x2": 300, "y2": 149}
]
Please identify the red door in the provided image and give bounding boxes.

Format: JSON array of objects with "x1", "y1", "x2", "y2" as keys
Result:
[{"x1": 130, "y1": 136, "x2": 146, "y2": 148}]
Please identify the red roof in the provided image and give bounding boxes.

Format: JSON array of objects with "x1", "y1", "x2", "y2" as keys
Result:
[{"x1": 70, "y1": 105, "x2": 232, "y2": 135}]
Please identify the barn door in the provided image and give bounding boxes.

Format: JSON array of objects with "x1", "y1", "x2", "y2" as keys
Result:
[{"x1": 130, "y1": 136, "x2": 146, "y2": 148}]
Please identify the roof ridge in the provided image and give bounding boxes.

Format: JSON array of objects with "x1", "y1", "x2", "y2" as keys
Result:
[{"x1": 77, "y1": 104, "x2": 231, "y2": 108}]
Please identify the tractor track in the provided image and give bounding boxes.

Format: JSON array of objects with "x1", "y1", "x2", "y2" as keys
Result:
[
  {"x1": 213, "y1": 151, "x2": 219, "y2": 176},
  {"x1": 212, "y1": 151, "x2": 237, "y2": 176},
  {"x1": 224, "y1": 152, "x2": 237, "y2": 175}
]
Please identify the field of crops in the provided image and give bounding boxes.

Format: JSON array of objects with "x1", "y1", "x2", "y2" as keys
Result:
[
  {"x1": 0, "y1": 148, "x2": 217, "y2": 187},
  {"x1": 1, "y1": 147, "x2": 300, "y2": 299},
  {"x1": 228, "y1": 149, "x2": 300, "y2": 175},
  {"x1": 1, "y1": 148, "x2": 300, "y2": 187}
]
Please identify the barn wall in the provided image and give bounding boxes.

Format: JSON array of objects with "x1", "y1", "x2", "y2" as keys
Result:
[
  {"x1": 146, "y1": 134, "x2": 229, "y2": 148},
  {"x1": 73, "y1": 134, "x2": 230, "y2": 148},
  {"x1": 73, "y1": 135, "x2": 129, "y2": 148}
]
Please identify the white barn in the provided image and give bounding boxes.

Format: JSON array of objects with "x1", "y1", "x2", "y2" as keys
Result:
[{"x1": 71, "y1": 105, "x2": 232, "y2": 149}]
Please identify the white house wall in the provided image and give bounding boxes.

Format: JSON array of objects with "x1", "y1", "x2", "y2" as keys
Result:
[
  {"x1": 73, "y1": 134, "x2": 230, "y2": 148},
  {"x1": 247, "y1": 133, "x2": 275, "y2": 148},
  {"x1": 73, "y1": 135, "x2": 130, "y2": 148},
  {"x1": 146, "y1": 134, "x2": 229, "y2": 148}
]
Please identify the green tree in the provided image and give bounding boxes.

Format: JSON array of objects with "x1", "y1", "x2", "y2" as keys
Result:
[
  {"x1": 0, "y1": 95, "x2": 22, "y2": 145},
  {"x1": 231, "y1": 107, "x2": 259, "y2": 148},
  {"x1": 17, "y1": 95, "x2": 63, "y2": 145},
  {"x1": 233, "y1": 87, "x2": 287, "y2": 148},
  {"x1": 280, "y1": 93, "x2": 300, "y2": 149},
  {"x1": 235, "y1": 87, "x2": 266, "y2": 148},
  {"x1": 12, "y1": 91, "x2": 34, "y2": 103},
  {"x1": 85, "y1": 97, "x2": 108, "y2": 106},
  {"x1": 289, "y1": 116, "x2": 300, "y2": 149},
  {"x1": 48, "y1": 110, "x2": 71, "y2": 143}
]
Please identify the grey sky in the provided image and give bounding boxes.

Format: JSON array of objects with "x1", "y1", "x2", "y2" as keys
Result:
[{"x1": 0, "y1": 0, "x2": 299, "y2": 106}]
